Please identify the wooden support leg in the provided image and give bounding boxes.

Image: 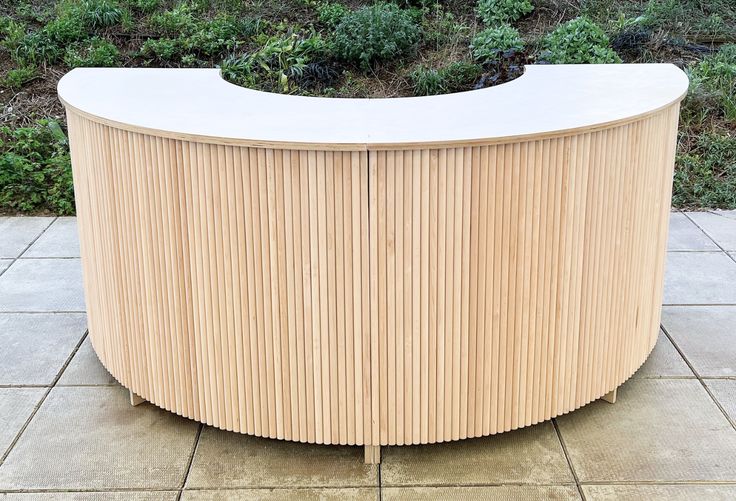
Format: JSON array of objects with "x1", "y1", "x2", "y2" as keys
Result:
[
  {"x1": 129, "y1": 389, "x2": 145, "y2": 407},
  {"x1": 601, "y1": 388, "x2": 617, "y2": 404},
  {"x1": 364, "y1": 445, "x2": 381, "y2": 464}
]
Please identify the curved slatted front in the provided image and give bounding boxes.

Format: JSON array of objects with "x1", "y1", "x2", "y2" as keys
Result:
[{"x1": 61, "y1": 65, "x2": 685, "y2": 450}]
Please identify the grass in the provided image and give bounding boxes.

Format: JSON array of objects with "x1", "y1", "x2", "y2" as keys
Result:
[{"x1": 0, "y1": 0, "x2": 735, "y2": 213}]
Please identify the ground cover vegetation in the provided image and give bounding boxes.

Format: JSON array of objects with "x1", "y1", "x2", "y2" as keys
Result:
[{"x1": 0, "y1": 0, "x2": 734, "y2": 213}]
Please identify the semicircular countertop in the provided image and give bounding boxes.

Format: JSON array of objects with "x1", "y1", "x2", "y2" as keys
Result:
[{"x1": 58, "y1": 64, "x2": 688, "y2": 150}]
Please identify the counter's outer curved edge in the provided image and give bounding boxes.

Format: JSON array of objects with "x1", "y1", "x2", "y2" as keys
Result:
[{"x1": 58, "y1": 64, "x2": 688, "y2": 151}]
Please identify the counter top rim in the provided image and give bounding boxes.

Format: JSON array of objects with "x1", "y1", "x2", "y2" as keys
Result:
[{"x1": 58, "y1": 63, "x2": 689, "y2": 149}]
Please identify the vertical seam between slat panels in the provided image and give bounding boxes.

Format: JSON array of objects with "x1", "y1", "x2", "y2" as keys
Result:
[{"x1": 367, "y1": 148, "x2": 375, "y2": 447}]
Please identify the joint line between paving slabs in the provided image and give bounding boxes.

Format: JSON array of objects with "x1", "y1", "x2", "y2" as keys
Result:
[
  {"x1": 551, "y1": 418, "x2": 586, "y2": 501},
  {"x1": 660, "y1": 324, "x2": 736, "y2": 433},
  {"x1": 177, "y1": 423, "x2": 203, "y2": 500},
  {"x1": 0, "y1": 329, "x2": 88, "y2": 466},
  {"x1": 682, "y1": 212, "x2": 736, "y2": 265},
  {"x1": 377, "y1": 454, "x2": 382, "y2": 501},
  {"x1": 0, "y1": 217, "x2": 57, "y2": 280}
]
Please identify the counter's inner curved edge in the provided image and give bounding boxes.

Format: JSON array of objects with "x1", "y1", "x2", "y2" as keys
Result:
[{"x1": 58, "y1": 64, "x2": 689, "y2": 149}]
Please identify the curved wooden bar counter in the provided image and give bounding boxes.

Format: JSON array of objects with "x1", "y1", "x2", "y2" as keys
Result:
[{"x1": 58, "y1": 64, "x2": 688, "y2": 463}]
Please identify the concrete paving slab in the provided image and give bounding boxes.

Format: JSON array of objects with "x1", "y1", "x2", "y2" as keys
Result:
[
  {"x1": 667, "y1": 213, "x2": 718, "y2": 251},
  {"x1": 0, "y1": 260, "x2": 11, "y2": 275},
  {"x1": 583, "y1": 484, "x2": 736, "y2": 500},
  {"x1": 663, "y1": 252, "x2": 736, "y2": 304},
  {"x1": 0, "y1": 313, "x2": 87, "y2": 385},
  {"x1": 186, "y1": 428, "x2": 377, "y2": 489},
  {"x1": 633, "y1": 330, "x2": 692, "y2": 378},
  {"x1": 382, "y1": 486, "x2": 581, "y2": 500},
  {"x1": 0, "y1": 493, "x2": 178, "y2": 500},
  {"x1": 0, "y1": 218, "x2": 53, "y2": 259},
  {"x1": 58, "y1": 338, "x2": 116, "y2": 386},
  {"x1": 181, "y1": 488, "x2": 378, "y2": 501},
  {"x1": 709, "y1": 209, "x2": 736, "y2": 220},
  {"x1": 705, "y1": 379, "x2": 736, "y2": 422},
  {"x1": 663, "y1": 306, "x2": 736, "y2": 377},
  {"x1": 0, "y1": 259, "x2": 84, "y2": 312},
  {"x1": 0, "y1": 386, "x2": 198, "y2": 490},
  {"x1": 687, "y1": 211, "x2": 736, "y2": 251},
  {"x1": 0, "y1": 388, "x2": 45, "y2": 458},
  {"x1": 380, "y1": 422, "x2": 573, "y2": 486},
  {"x1": 24, "y1": 217, "x2": 80, "y2": 258},
  {"x1": 556, "y1": 379, "x2": 736, "y2": 482}
]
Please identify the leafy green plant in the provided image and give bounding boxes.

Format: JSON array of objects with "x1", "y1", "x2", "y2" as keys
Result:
[
  {"x1": 77, "y1": 0, "x2": 125, "y2": 29},
  {"x1": 125, "y1": 0, "x2": 160, "y2": 14},
  {"x1": 140, "y1": 37, "x2": 181, "y2": 62},
  {"x1": 42, "y1": 14, "x2": 87, "y2": 45},
  {"x1": 220, "y1": 31, "x2": 326, "y2": 92},
  {"x1": 141, "y1": 14, "x2": 259, "y2": 64},
  {"x1": 421, "y1": 4, "x2": 469, "y2": 48},
  {"x1": 186, "y1": 15, "x2": 254, "y2": 58},
  {"x1": 411, "y1": 61, "x2": 482, "y2": 95},
  {"x1": 411, "y1": 66, "x2": 444, "y2": 95},
  {"x1": 316, "y1": 1, "x2": 350, "y2": 28},
  {"x1": 64, "y1": 37, "x2": 120, "y2": 67},
  {"x1": 541, "y1": 17, "x2": 621, "y2": 64},
  {"x1": 0, "y1": 17, "x2": 27, "y2": 55},
  {"x1": 0, "y1": 120, "x2": 75, "y2": 215},
  {"x1": 476, "y1": 0, "x2": 533, "y2": 26},
  {"x1": 674, "y1": 132, "x2": 736, "y2": 209},
  {"x1": 333, "y1": 2, "x2": 420, "y2": 68},
  {"x1": 634, "y1": 0, "x2": 735, "y2": 38},
  {"x1": 5, "y1": 0, "x2": 128, "y2": 66},
  {"x1": 471, "y1": 25, "x2": 524, "y2": 62},
  {"x1": 684, "y1": 44, "x2": 736, "y2": 125},
  {"x1": 14, "y1": 1, "x2": 52, "y2": 24},
  {"x1": 2, "y1": 65, "x2": 37, "y2": 89},
  {"x1": 148, "y1": 3, "x2": 198, "y2": 35}
]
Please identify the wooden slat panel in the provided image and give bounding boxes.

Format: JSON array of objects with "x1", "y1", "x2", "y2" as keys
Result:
[
  {"x1": 370, "y1": 107, "x2": 679, "y2": 445},
  {"x1": 67, "y1": 103, "x2": 680, "y2": 448}
]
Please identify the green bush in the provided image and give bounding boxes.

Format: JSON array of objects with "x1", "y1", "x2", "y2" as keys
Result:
[
  {"x1": 11, "y1": 31, "x2": 64, "y2": 65},
  {"x1": 684, "y1": 44, "x2": 736, "y2": 125},
  {"x1": 76, "y1": 0, "x2": 125, "y2": 29},
  {"x1": 411, "y1": 66, "x2": 443, "y2": 95},
  {"x1": 42, "y1": 14, "x2": 87, "y2": 44},
  {"x1": 316, "y1": 1, "x2": 350, "y2": 28},
  {"x1": 6, "y1": 0, "x2": 128, "y2": 66},
  {"x1": 148, "y1": 3, "x2": 197, "y2": 35},
  {"x1": 411, "y1": 61, "x2": 482, "y2": 95},
  {"x1": 674, "y1": 132, "x2": 736, "y2": 209},
  {"x1": 333, "y1": 3, "x2": 420, "y2": 68},
  {"x1": 0, "y1": 17, "x2": 27, "y2": 55},
  {"x1": 186, "y1": 15, "x2": 253, "y2": 58},
  {"x1": 142, "y1": 14, "x2": 258, "y2": 64},
  {"x1": 220, "y1": 32, "x2": 326, "y2": 93},
  {"x1": 476, "y1": 0, "x2": 533, "y2": 26},
  {"x1": 541, "y1": 17, "x2": 621, "y2": 64},
  {"x1": 0, "y1": 120, "x2": 75, "y2": 215},
  {"x1": 421, "y1": 4, "x2": 469, "y2": 48},
  {"x1": 140, "y1": 37, "x2": 181, "y2": 62},
  {"x1": 471, "y1": 25, "x2": 524, "y2": 62},
  {"x1": 125, "y1": 0, "x2": 160, "y2": 14},
  {"x1": 634, "y1": 0, "x2": 736, "y2": 38},
  {"x1": 3, "y1": 65, "x2": 37, "y2": 89},
  {"x1": 64, "y1": 37, "x2": 120, "y2": 67}
]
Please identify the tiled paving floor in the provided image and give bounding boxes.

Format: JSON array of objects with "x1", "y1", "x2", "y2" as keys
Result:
[{"x1": 0, "y1": 211, "x2": 735, "y2": 500}]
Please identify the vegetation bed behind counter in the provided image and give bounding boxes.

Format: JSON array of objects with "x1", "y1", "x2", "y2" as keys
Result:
[{"x1": 1, "y1": 0, "x2": 735, "y2": 214}]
